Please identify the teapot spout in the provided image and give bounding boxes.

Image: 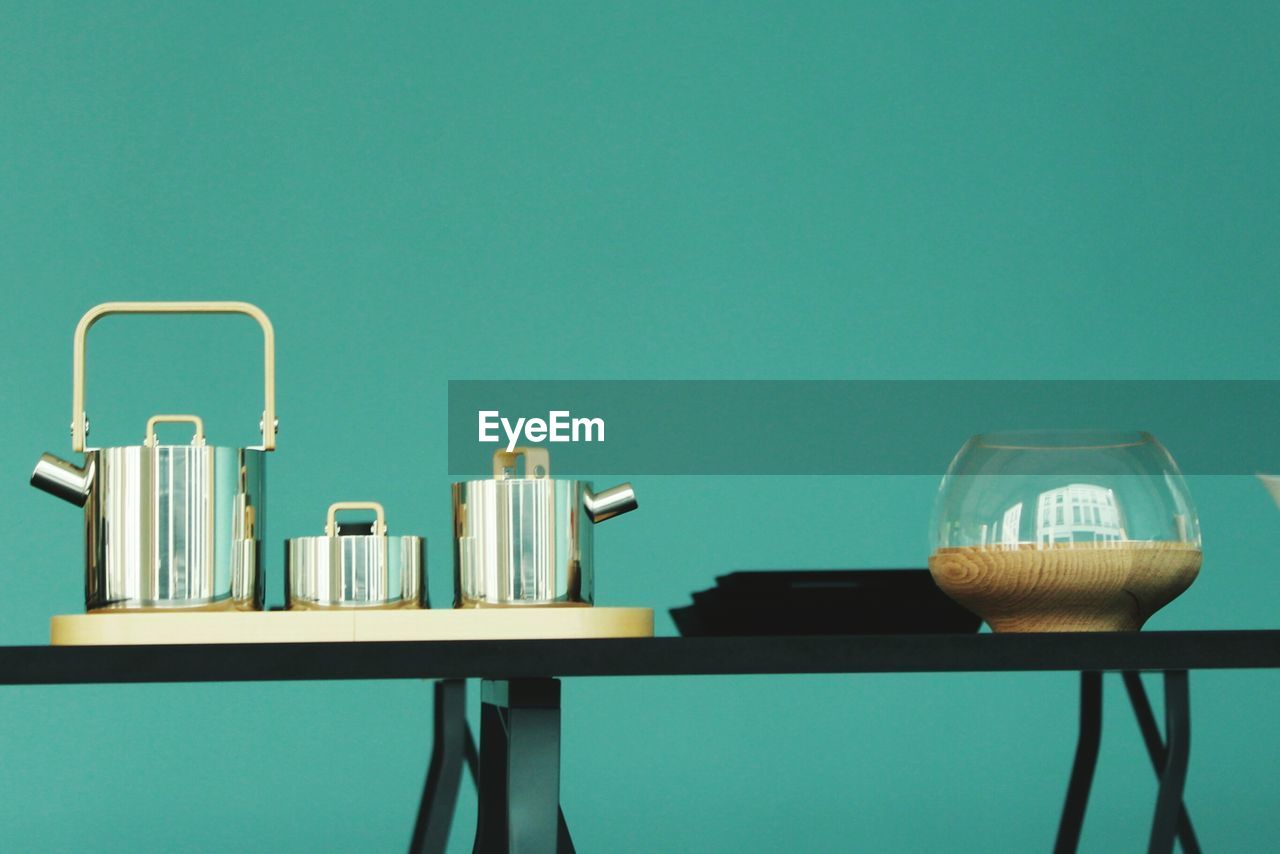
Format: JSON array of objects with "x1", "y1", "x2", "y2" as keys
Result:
[
  {"x1": 31, "y1": 453, "x2": 93, "y2": 507},
  {"x1": 584, "y1": 483, "x2": 638, "y2": 523}
]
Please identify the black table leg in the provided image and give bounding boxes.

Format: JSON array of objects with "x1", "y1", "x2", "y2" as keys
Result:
[
  {"x1": 1148, "y1": 671, "x2": 1191, "y2": 854},
  {"x1": 1123, "y1": 672, "x2": 1200, "y2": 854},
  {"x1": 411, "y1": 679, "x2": 478, "y2": 854},
  {"x1": 473, "y1": 679, "x2": 575, "y2": 854},
  {"x1": 465, "y1": 719, "x2": 481, "y2": 784},
  {"x1": 1055, "y1": 670, "x2": 1103, "y2": 854}
]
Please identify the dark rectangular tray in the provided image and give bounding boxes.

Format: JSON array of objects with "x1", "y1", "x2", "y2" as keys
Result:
[{"x1": 672, "y1": 569, "x2": 981, "y2": 637}]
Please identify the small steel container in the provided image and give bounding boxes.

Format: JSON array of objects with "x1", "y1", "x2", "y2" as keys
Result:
[
  {"x1": 286, "y1": 502, "x2": 426, "y2": 609},
  {"x1": 453, "y1": 448, "x2": 638, "y2": 607},
  {"x1": 31, "y1": 302, "x2": 276, "y2": 612}
]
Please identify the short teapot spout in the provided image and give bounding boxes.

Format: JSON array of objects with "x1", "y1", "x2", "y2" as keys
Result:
[
  {"x1": 584, "y1": 483, "x2": 638, "y2": 523},
  {"x1": 31, "y1": 453, "x2": 93, "y2": 507}
]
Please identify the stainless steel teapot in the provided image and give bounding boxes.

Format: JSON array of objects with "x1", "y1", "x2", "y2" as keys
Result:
[
  {"x1": 452, "y1": 447, "x2": 637, "y2": 606},
  {"x1": 31, "y1": 302, "x2": 277, "y2": 612}
]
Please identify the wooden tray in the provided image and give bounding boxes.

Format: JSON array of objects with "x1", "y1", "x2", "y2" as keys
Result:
[{"x1": 51, "y1": 607, "x2": 654, "y2": 646}]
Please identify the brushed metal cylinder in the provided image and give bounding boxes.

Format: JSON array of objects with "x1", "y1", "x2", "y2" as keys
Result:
[
  {"x1": 79, "y1": 444, "x2": 265, "y2": 611},
  {"x1": 286, "y1": 534, "x2": 425, "y2": 609}
]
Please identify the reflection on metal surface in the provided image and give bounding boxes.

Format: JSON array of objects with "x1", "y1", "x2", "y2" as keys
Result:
[
  {"x1": 70, "y1": 443, "x2": 265, "y2": 610},
  {"x1": 584, "y1": 483, "x2": 638, "y2": 523},
  {"x1": 31, "y1": 453, "x2": 93, "y2": 507}
]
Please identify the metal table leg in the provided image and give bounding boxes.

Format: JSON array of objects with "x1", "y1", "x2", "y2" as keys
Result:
[
  {"x1": 1147, "y1": 671, "x2": 1191, "y2": 854},
  {"x1": 473, "y1": 679, "x2": 575, "y2": 854},
  {"x1": 411, "y1": 679, "x2": 480, "y2": 854},
  {"x1": 1123, "y1": 672, "x2": 1200, "y2": 854},
  {"x1": 1055, "y1": 671, "x2": 1103, "y2": 854}
]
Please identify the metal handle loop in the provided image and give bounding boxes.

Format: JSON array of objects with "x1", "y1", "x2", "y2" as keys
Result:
[
  {"x1": 325, "y1": 501, "x2": 387, "y2": 537},
  {"x1": 72, "y1": 301, "x2": 277, "y2": 451}
]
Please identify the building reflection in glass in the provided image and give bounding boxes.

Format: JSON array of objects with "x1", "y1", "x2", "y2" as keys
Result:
[
  {"x1": 1034, "y1": 483, "x2": 1127, "y2": 545},
  {"x1": 999, "y1": 502, "x2": 1023, "y2": 546}
]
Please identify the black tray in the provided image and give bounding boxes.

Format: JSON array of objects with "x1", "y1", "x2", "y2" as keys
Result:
[{"x1": 671, "y1": 569, "x2": 981, "y2": 637}]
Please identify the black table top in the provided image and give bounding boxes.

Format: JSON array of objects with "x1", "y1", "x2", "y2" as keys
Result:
[{"x1": 0, "y1": 631, "x2": 1278, "y2": 685}]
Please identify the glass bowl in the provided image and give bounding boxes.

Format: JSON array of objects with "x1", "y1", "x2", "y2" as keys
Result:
[
  {"x1": 1261, "y1": 474, "x2": 1280, "y2": 509},
  {"x1": 928, "y1": 431, "x2": 1201, "y2": 632}
]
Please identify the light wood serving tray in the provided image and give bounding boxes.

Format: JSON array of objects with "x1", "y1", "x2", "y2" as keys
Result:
[{"x1": 51, "y1": 607, "x2": 654, "y2": 646}]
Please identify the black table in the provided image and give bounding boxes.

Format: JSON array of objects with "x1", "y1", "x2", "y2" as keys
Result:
[{"x1": 5, "y1": 630, "x2": 1279, "y2": 853}]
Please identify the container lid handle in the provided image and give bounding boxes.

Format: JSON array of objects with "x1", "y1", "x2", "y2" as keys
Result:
[
  {"x1": 325, "y1": 501, "x2": 387, "y2": 537},
  {"x1": 144, "y1": 414, "x2": 206, "y2": 447},
  {"x1": 493, "y1": 447, "x2": 550, "y2": 480}
]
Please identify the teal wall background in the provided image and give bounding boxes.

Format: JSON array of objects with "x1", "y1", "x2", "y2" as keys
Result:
[{"x1": 2, "y1": 2, "x2": 1278, "y2": 851}]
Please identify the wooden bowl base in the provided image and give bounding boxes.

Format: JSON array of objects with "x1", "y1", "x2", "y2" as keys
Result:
[{"x1": 928, "y1": 542, "x2": 1201, "y2": 633}]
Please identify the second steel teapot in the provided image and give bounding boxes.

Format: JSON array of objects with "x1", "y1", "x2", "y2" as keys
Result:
[{"x1": 452, "y1": 447, "x2": 638, "y2": 607}]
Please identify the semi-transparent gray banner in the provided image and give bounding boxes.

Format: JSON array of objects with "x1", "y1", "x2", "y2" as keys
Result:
[{"x1": 447, "y1": 381, "x2": 1280, "y2": 475}]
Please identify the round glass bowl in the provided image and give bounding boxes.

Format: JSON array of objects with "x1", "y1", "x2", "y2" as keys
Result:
[{"x1": 928, "y1": 431, "x2": 1201, "y2": 632}]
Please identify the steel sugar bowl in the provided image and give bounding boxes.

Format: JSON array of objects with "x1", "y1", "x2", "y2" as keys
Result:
[
  {"x1": 31, "y1": 302, "x2": 276, "y2": 611},
  {"x1": 286, "y1": 502, "x2": 425, "y2": 609},
  {"x1": 453, "y1": 448, "x2": 638, "y2": 607}
]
